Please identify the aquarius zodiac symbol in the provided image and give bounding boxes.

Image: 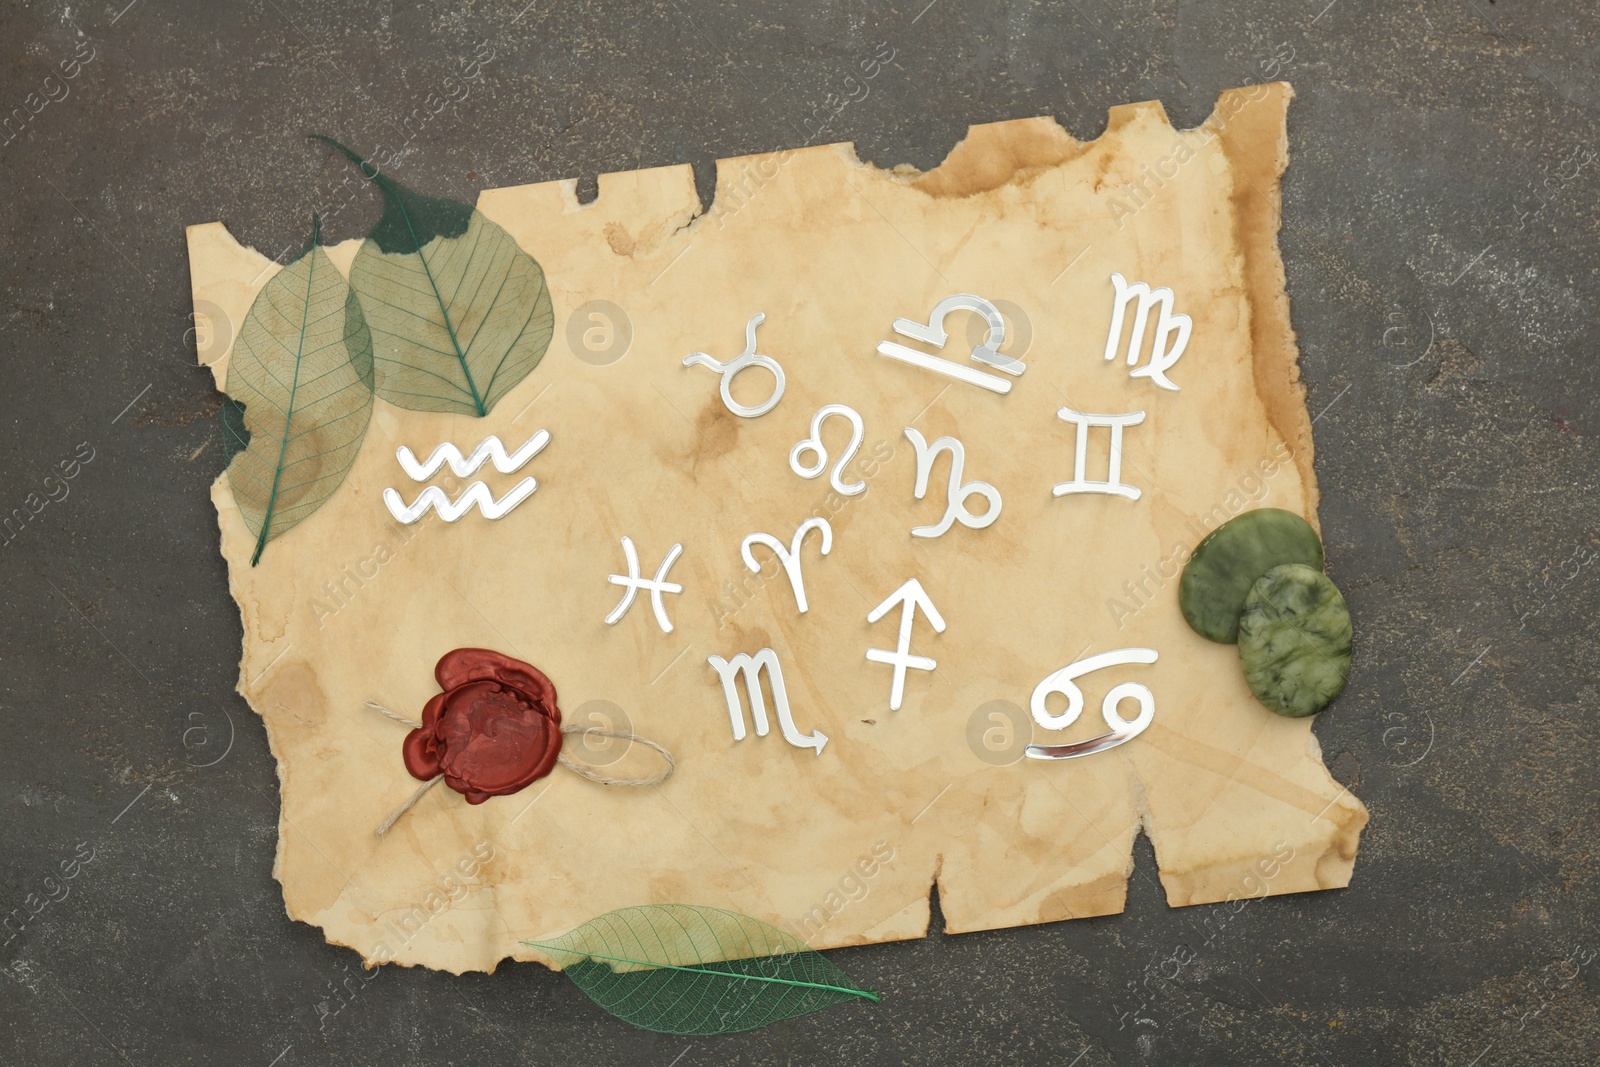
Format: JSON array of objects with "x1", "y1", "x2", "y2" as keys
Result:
[
  {"x1": 383, "y1": 431, "x2": 550, "y2": 524},
  {"x1": 682, "y1": 312, "x2": 786, "y2": 417},
  {"x1": 605, "y1": 537, "x2": 685, "y2": 633}
]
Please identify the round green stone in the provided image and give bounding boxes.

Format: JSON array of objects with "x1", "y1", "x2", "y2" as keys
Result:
[
  {"x1": 1179, "y1": 508, "x2": 1325, "y2": 643},
  {"x1": 1237, "y1": 564, "x2": 1351, "y2": 717}
]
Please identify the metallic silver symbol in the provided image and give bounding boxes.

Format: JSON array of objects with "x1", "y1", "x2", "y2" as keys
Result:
[
  {"x1": 683, "y1": 312, "x2": 785, "y2": 418},
  {"x1": 865, "y1": 578, "x2": 946, "y2": 712},
  {"x1": 605, "y1": 537, "x2": 684, "y2": 633},
  {"x1": 789, "y1": 404, "x2": 866, "y2": 496},
  {"x1": 396, "y1": 431, "x2": 550, "y2": 480},
  {"x1": 383, "y1": 479, "x2": 538, "y2": 524},
  {"x1": 1052, "y1": 403, "x2": 1146, "y2": 500},
  {"x1": 706, "y1": 648, "x2": 828, "y2": 755},
  {"x1": 1104, "y1": 272, "x2": 1190, "y2": 391},
  {"x1": 384, "y1": 430, "x2": 550, "y2": 523},
  {"x1": 903, "y1": 428, "x2": 1002, "y2": 538},
  {"x1": 1025, "y1": 648, "x2": 1158, "y2": 760},
  {"x1": 876, "y1": 294, "x2": 1021, "y2": 394},
  {"x1": 741, "y1": 518, "x2": 832, "y2": 614}
]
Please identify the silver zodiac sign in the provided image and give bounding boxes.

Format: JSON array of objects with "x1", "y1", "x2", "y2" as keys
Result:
[
  {"x1": 865, "y1": 578, "x2": 946, "y2": 712},
  {"x1": 903, "y1": 428, "x2": 1002, "y2": 538},
  {"x1": 384, "y1": 431, "x2": 550, "y2": 523},
  {"x1": 741, "y1": 518, "x2": 833, "y2": 614},
  {"x1": 1104, "y1": 272, "x2": 1191, "y2": 392},
  {"x1": 876, "y1": 294, "x2": 1022, "y2": 395},
  {"x1": 683, "y1": 312, "x2": 786, "y2": 418},
  {"x1": 789, "y1": 404, "x2": 866, "y2": 496},
  {"x1": 706, "y1": 648, "x2": 828, "y2": 755},
  {"x1": 605, "y1": 537, "x2": 684, "y2": 633},
  {"x1": 1052, "y1": 403, "x2": 1146, "y2": 500},
  {"x1": 1025, "y1": 648, "x2": 1158, "y2": 760}
]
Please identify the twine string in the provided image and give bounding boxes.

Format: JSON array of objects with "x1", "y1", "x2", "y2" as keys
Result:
[
  {"x1": 376, "y1": 774, "x2": 442, "y2": 836},
  {"x1": 365, "y1": 700, "x2": 422, "y2": 728},
  {"x1": 556, "y1": 727, "x2": 675, "y2": 787}
]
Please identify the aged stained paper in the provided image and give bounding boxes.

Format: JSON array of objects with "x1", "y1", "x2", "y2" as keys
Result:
[{"x1": 187, "y1": 82, "x2": 1366, "y2": 973}]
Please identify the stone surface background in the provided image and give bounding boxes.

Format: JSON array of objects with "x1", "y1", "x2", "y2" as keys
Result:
[{"x1": 0, "y1": 1, "x2": 1595, "y2": 1064}]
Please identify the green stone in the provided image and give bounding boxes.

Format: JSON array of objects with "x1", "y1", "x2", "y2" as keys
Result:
[
  {"x1": 1179, "y1": 508, "x2": 1325, "y2": 643},
  {"x1": 1237, "y1": 564, "x2": 1351, "y2": 717}
]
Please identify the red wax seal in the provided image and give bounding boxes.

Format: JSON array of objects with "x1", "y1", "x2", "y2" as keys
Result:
[{"x1": 402, "y1": 648, "x2": 563, "y2": 804}]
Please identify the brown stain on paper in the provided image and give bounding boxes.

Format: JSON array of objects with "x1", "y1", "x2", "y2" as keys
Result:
[{"x1": 187, "y1": 82, "x2": 1365, "y2": 973}]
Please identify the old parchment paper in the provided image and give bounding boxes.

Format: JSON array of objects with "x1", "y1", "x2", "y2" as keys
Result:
[{"x1": 187, "y1": 83, "x2": 1366, "y2": 973}]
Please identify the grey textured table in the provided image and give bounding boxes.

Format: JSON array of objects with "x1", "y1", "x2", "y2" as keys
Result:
[{"x1": 2, "y1": 1, "x2": 1596, "y2": 1064}]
